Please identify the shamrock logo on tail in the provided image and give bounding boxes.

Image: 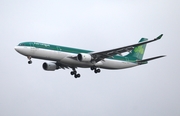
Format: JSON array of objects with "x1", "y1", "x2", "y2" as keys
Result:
[{"x1": 134, "y1": 45, "x2": 144, "y2": 54}]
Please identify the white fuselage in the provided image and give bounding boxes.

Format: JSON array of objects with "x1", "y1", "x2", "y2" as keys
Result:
[{"x1": 15, "y1": 46, "x2": 138, "y2": 69}]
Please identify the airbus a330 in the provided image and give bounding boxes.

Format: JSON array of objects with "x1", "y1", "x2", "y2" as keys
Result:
[{"x1": 15, "y1": 34, "x2": 165, "y2": 78}]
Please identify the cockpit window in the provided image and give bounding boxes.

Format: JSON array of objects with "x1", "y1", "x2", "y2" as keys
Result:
[{"x1": 18, "y1": 43, "x2": 24, "y2": 46}]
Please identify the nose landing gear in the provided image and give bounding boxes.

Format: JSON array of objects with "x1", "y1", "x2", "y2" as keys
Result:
[{"x1": 27, "y1": 56, "x2": 32, "y2": 64}]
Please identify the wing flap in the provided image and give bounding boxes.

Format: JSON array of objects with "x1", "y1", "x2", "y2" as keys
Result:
[{"x1": 56, "y1": 61, "x2": 77, "y2": 69}]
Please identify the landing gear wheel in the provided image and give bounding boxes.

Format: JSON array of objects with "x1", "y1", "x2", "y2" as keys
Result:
[
  {"x1": 74, "y1": 74, "x2": 80, "y2": 78},
  {"x1": 77, "y1": 74, "x2": 80, "y2": 77},
  {"x1": 70, "y1": 71, "x2": 74, "y2": 75},
  {"x1": 94, "y1": 70, "x2": 98, "y2": 73},
  {"x1": 91, "y1": 67, "x2": 95, "y2": 70},
  {"x1": 94, "y1": 69, "x2": 101, "y2": 73},
  {"x1": 97, "y1": 69, "x2": 101, "y2": 73},
  {"x1": 28, "y1": 61, "x2": 32, "y2": 64},
  {"x1": 70, "y1": 71, "x2": 77, "y2": 75}
]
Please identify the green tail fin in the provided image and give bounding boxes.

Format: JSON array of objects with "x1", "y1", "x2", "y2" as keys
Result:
[{"x1": 126, "y1": 38, "x2": 148, "y2": 60}]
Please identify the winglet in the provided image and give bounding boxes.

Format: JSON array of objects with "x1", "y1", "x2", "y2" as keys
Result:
[{"x1": 155, "y1": 34, "x2": 163, "y2": 40}]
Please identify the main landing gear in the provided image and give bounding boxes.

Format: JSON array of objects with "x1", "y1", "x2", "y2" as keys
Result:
[
  {"x1": 91, "y1": 66, "x2": 101, "y2": 74},
  {"x1": 70, "y1": 68, "x2": 81, "y2": 78},
  {"x1": 27, "y1": 56, "x2": 32, "y2": 64}
]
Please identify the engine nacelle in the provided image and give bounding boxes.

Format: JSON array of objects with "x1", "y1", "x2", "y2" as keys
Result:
[
  {"x1": 42, "y1": 62, "x2": 58, "y2": 71},
  {"x1": 77, "y1": 53, "x2": 92, "y2": 62}
]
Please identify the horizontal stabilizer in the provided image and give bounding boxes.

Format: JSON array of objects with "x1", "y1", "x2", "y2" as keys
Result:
[{"x1": 137, "y1": 55, "x2": 166, "y2": 64}]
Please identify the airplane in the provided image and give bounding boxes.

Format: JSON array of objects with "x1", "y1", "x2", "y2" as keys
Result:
[{"x1": 14, "y1": 34, "x2": 165, "y2": 78}]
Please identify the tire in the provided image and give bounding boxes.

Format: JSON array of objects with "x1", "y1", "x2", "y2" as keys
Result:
[
  {"x1": 94, "y1": 69, "x2": 100, "y2": 73},
  {"x1": 28, "y1": 61, "x2": 32, "y2": 64},
  {"x1": 77, "y1": 74, "x2": 80, "y2": 77},
  {"x1": 70, "y1": 71, "x2": 74, "y2": 75}
]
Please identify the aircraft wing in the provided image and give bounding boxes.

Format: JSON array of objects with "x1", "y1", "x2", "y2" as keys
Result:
[{"x1": 90, "y1": 34, "x2": 163, "y2": 62}]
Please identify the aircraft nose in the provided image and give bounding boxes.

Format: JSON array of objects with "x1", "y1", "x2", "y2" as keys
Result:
[
  {"x1": 14, "y1": 46, "x2": 18, "y2": 51},
  {"x1": 14, "y1": 46, "x2": 21, "y2": 52}
]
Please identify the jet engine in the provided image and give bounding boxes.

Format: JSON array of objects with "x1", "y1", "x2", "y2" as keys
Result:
[
  {"x1": 42, "y1": 62, "x2": 58, "y2": 71},
  {"x1": 77, "y1": 53, "x2": 92, "y2": 62}
]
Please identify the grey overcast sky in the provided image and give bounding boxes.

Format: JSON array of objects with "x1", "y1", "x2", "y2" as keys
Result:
[{"x1": 0, "y1": 0, "x2": 180, "y2": 116}]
